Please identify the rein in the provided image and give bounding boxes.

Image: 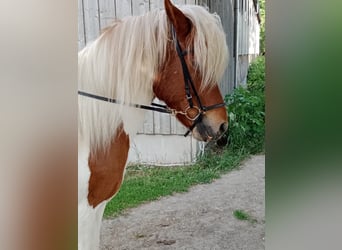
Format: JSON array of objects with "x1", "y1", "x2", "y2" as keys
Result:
[
  {"x1": 78, "y1": 25, "x2": 226, "y2": 137},
  {"x1": 78, "y1": 90, "x2": 173, "y2": 114}
]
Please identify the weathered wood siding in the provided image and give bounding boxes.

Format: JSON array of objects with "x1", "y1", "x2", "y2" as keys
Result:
[
  {"x1": 210, "y1": 0, "x2": 235, "y2": 94},
  {"x1": 78, "y1": 0, "x2": 209, "y2": 52},
  {"x1": 237, "y1": 0, "x2": 260, "y2": 84}
]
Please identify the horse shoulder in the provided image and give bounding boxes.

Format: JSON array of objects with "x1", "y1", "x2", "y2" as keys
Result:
[{"x1": 87, "y1": 127, "x2": 130, "y2": 208}]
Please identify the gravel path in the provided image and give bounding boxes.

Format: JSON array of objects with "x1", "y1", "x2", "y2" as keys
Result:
[{"x1": 101, "y1": 155, "x2": 265, "y2": 250}]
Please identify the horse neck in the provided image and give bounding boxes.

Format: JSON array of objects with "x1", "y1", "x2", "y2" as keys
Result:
[
  {"x1": 78, "y1": 14, "x2": 169, "y2": 151},
  {"x1": 80, "y1": 13, "x2": 169, "y2": 104}
]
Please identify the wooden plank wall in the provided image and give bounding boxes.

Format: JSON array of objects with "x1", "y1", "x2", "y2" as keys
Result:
[
  {"x1": 239, "y1": 0, "x2": 249, "y2": 56},
  {"x1": 209, "y1": 0, "x2": 235, "y2": 95},
  {"x1": 236, "y1": 0, "x2": 259, "y2": 84},
  {"x1": 248, "y1": 0, "x2": 260, "y2": 55},
  {"x1": 78, "y1": 0, "x2": 209, "y2": 135},
  {"x1": 211, "y1": 0, "x2": 260, "y2": 87},
  {"x1": 78, "y1": 0, "x2": 209, "y2": 51}
]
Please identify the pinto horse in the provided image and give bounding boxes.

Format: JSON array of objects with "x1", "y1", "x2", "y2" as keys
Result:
[{"x1": 78, "y1": 0, "x2": 228, "y2": 249}]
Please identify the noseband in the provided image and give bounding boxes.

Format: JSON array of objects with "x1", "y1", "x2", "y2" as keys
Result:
[{"x1": 78, "y1": 25, "x2": 225, "y2": 137}]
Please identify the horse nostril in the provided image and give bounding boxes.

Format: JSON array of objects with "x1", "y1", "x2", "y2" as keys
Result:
[{"x1": 219, "y1": 122, "x2": 228, "y2": 133}]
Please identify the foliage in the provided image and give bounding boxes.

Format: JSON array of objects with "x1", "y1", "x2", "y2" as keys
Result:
[
  {"x1": 259, "y1": 0, "x2": 266, "y2": 54},
  {"x1": 246, "y1": 56, "x2": 265, "y2": 92},
  {"x1": 233, "y1": 209, "x2": 257, "y2": 223},
  {"x1": 233, "y1": 209, "x2": 249, "y2": 220},
  {"x1": 225, "y1": 56, "x2": 265, "y2": 154}
]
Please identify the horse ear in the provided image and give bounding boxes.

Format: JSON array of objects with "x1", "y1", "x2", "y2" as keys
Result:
[{"x1": 164, "y1": 0, "x2": 192, "y2": 42}]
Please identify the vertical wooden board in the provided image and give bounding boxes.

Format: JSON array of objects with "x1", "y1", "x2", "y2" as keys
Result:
[
  {"x1": 243, "y1": 12, "x2": 246, "y2": 55},
  {"x1": 153, "y1": 111, "x2": 161, "y2": 134},
  {"x1": 151, "y1": 0, "x2": 196, "y2": 10},
  {"x1": 186, "y1": 0, "x2": 196, "y2": 5},
  {"x1": 176, "y1": 123, "x2": 187, "y2": 135},
  {"x1": 246, "y1": 2, "x2": 253, "y2": 54},
  {"x1": 248, "y1": 0, "x2": 251, "y2": 26},
  {"x1": 115, "y1": 0, "x2": 132, "y2": 19},
  {"x1": 245, "y1": 14, "x2": 248, "y2": 54},
  {"x1": 238, "y1": 10, "x2": 242, "y2": 55},
  {"x1": 173, "y1": 0, "x2": 186, "y2": 5},
  {"x1": 245, "y1": 3, "x2": 249, "y2": 54},
  {"x1": 225, "y1": 0, "x2": 235, "y2": 94},
  {"x1": 152, "y1": 98, "x2": 160, "y2": 134},
  {"x1": 197, "y1": 0, "x2": 208, "y2": 7},
  {"x1": 99, "y1": 0, "x2": 116, "y2": 29},
  {"x1": 142, "y1": 111, "x2": 154, "y2": 134},
  {"x1": 149, "y1": 0, "x2": 164, "y2": 11},
  {"x1": 240, "y1": 12, "x2": 243, "y2": 55},
  {"x1": 170, "y1": 115, "x2": 187, "y2": 135},
  {"x1": 132, "y1": 0, "x2": 150, "y2": 15},
  {"x1": 248, "y1": 2, "x2": 253, "y2": 54},
  {"x1": 159, "y1": 113, "x2": 171, "y2": 134},
  {"x1": 83, "y1": 0, "x2": 100, "y2": 44},
  {"x1": 210, "y1": 0, "x2": 235, "y2": 95},
  {"x1": 154, "y1": 99, "x2": 171, "y2": 134},
  {"x1": 175, "y1": 117, "x2": 187, "y2": 135},
  {"x1": 152, "y1": 99, "x2": 171, "y2": 134},
  {"x1": 170, "y1": 116, "x2": 187, "y2": 135},
  {"x1": 78, "y1": 0, "x2": 86, "y2": 50},
  {"x1": 170, "y1": 116, "x2": 178, "y2": 134}
]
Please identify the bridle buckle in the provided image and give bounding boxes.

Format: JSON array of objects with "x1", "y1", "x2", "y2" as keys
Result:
[{"x1": 184, "y1": 106, "x2": 201, "y2": 121}]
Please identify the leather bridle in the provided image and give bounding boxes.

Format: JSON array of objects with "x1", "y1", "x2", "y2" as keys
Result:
[
  {"x1": 78, "y1": 25, "x2": 226, "y2": 137},
  {"x1": 170, "y1": 25, "x2": 226, "y2": 136}
]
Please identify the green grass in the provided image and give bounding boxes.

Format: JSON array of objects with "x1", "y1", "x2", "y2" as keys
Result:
[
  {"x1": 233, "y1": 209, "x2": 257, "y2": 223},
  {"x1": 104, "y1": 149, "x2": 247, "y2": 218}
]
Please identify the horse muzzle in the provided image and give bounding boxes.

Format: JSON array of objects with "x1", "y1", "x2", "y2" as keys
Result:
[{"x1": 192, "y1": 118, "x2": 228, "y2": 142}]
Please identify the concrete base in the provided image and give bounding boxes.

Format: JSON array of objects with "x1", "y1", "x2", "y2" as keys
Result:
[{"x1": 127, "y1": 134, "x2": 205, "y2": 166}]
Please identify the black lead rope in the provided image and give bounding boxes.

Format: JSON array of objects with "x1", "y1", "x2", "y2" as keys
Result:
[
  {"x1": 78, "y1": 90, "x2": 225, "y2": 137},
  {"x1": 78, "y1": 91, "x2": 172, "y2": 114}
]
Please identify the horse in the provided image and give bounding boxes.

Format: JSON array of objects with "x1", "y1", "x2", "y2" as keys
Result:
[{"x1": 78, "y1": 0, "x2": 228, "y2": 249}]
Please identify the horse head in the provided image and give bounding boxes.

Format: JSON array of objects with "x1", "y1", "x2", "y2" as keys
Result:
[{"x1": 153, "y1": 0, "x2": 229, "y2": 142}]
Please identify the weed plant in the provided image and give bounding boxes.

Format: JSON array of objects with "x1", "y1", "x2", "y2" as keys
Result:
[{"x1": 225, "y1": 56, "x2": 265, "y2": 154}]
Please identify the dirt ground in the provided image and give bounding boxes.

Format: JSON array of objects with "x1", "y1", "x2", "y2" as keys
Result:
[{"x1": 100, "y1": 155, "x2": 265, "y2": 250}]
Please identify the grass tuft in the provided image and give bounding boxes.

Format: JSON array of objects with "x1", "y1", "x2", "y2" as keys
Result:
[{"x1": 233, "y1": 209, "x2": 257, "y2": 223}]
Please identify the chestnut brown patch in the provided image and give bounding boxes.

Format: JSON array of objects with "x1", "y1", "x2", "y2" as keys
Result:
[{"x1": 87, "y1": 126, "x2": 129, "y2": 208}]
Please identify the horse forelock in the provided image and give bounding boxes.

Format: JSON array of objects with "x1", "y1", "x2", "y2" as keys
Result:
[
  {"x1": 179, "y1": 5, "x2": 228, "y2": 90},
  {"x1": 78, "y1": 5, "x2": 228, "y2": 151}
]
